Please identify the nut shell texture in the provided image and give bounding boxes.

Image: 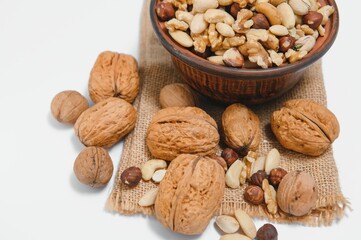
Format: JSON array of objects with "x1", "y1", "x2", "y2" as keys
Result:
[
  {"x1": 222, "y1": 103, "x2": 260, "y2": 154},
  {"x1": 51, "y1": 90, "x2": 89, "y2": 124},
  {"x1": 146, "y1": 107, "x2": 219, "y2": 160},
  {"x1": 73, "y1": 147, "x2": 113, "y2": 187},
  {"x1": 88, "y1": 51, "x2": 139, "y2": 103},
  {"x1": 74, "y1": 97, "x2": 137, "y2": 148},
  {"x1": 154, "y1": 154, "x2": 225, "y2": 235},
  {"x1": 277, "y1": 170, "x2": 318, "y2": 217},
  {"x1": 271, "y1": 99, "x2": 340, "y2": 156}
]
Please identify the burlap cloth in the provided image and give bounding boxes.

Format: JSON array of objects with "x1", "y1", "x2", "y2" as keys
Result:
[{"x1": 107, "y1": 0, "x2": 348, "y2": 226}]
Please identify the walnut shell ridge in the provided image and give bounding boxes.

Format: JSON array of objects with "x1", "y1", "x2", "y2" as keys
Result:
[
  {"x1": 146, "y1": 107, "x2": 219, "y2": 161},
  {"x1": 222, "y1": 103, "x2": 260, "y2": 155},
  {"x1": 88, "y1": 51, "x2": 139, "y2": 104},
  {"x1": 271, "y1": 99, "x2": 340, "y2": 156},
  {"x1": 154, "y1": 154, "x2": 225, "y2": 235},
  {"x1": 74, "y1": 97, "x2": 137, "y2": 148}
]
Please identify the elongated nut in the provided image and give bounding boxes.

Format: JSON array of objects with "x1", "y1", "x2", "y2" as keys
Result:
[
  {"x1": 289, "y1": 50, "x2": 307, "y2": 63},
  {"x1": 190, "y1": 13, "x2": 208, "y2": 34},
  {"x1": 208, "y1": 56, "x2": 225, "y2": 65},
  {"x1": 204, "y1": 9, "x2": 226, "y2": 23},
  {"x1": 220, "y1": 234, "x2": 252, "y2": 240},
  {"x1": 289, "y1": 0, "x2": 311, "y2": 15},
  {"x1": 252, "y1": 156, "x2": 266, "y2": 174},
  {"x1": 226, "y1": 160, "x2": 245, "y2": 188},
  {"x1": 152, "y1": 169, "x2": 167, "y2": 183},
  {"x1": 317, "y1": 5, "x2": 335, "y2": 25},
  {"x1": 234, "y1": 209, "x2": 257, "y2": 239},
  {"x1": 169, "y1": 30, "x2": 193, "y2": 47},
  {"x1": 218, "y1": 0, "x2": 234, "y2": 6},
  {"x1": 217, "y1": 22, "x2": 235, "y2": 37},
  {"x1": 269, "y1": 0, "x2": 286, "y2": 6},
  {"x1": 269, "y1": 25, "x2": 289, "y2": 36},
  {"x1": 215, "y1": 215, "x2": 240, "y2": 234},
  {"x1": 265, "y1": 148, "x2": 280, "y2": 174},
  {"x1": 193, "y1": 0, "x2": 219, "y2": 13},
  {"x1": 141, "y1": 159, "x2": 167, "y2": 181},
  {"x1": 255, "y1": 2, "x2": 282, "y2": 25},
  {"x1": 295, "y1": 35, "x2": 316, "y2": 52},
  {"x1": 176, "y1": 10, "x2": 194, "y2": 25},
  {"x1": 138, "y1": 188, "x2": 158, "y2": 207},
  {"x1": 223, "y1": 48, "x2": 244, "y2": 67},
  {"x1": 277, "y1": 3, "x2": 296, "y2": 29}
]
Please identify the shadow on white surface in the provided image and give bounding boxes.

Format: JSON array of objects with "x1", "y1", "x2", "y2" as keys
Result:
[
  {"x1": 69, "y1": 173, "x2": 107, "y2": 194},
  {"x1": 147, "y1": 216, "x2": 205, "y2": 240},
  {"x1": 71, "y1": 133, "x2": 86, "y2": 153},
  {"x1": 47, "y1": 112, "x2": 73, "y2": 130}
]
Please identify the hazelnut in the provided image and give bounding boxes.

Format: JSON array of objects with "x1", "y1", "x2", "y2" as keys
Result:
[
  {"x1": 252, "y1": 14, "x2": 270, "y2": 30},
  {"x1": 249, "y1": 170, "x2": 268, "y2": 187},
  {"x1": 73, "y1": 147, "x2": 113, "y2": 187},
  {"x1": 156, "y1": 2, "x2": 175, "y2": 21},
  {"x1": 51, "y1": 90, "x2": 89, "y2": 124},
  {"x1": 221, "y1": 148, "x2": 239, "y2": 168},
  {"x1": 229, "y1": 3, "x2": 241, "y2": 19},
  {"x1": 244, "y1": 185, "x2": 264, "y2": 205},
  {"x1": 256, "y1": 223, "x2": 278, "y2": 240},
  {"x1": 209, "y1": 154, "x2": 228, "y2": 172},
  {"x1": 269, "y1": 168, "x2": 287, "y2": 188},
  {"x1": 279, "y1": 36, "x2": 296, "y2": 52},
  {"x1": 121, "y1": 166, "x2": 142, "y2": 187},
  {"x1": 302, "y1": 11, "x2": 323, "y2": 30}
]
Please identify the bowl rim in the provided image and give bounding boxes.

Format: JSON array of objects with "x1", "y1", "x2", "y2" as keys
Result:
[{"x1": 150, "y1": 0, "x2": 339, "y2": 79}]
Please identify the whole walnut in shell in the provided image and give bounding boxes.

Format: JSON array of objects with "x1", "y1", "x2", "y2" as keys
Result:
[
  {"x1": 146, "y1": 107, "x2": 219, "y2": 161},
  {"x1": 88, "y1": 51, "x2": 139, "y2": 104},
  {"x1": 73, "y1": 147, "x2": 113, "y2": 187},
  {"x1": 154, "y1": 154, "x2": 225, "y2": 235},
  {"x1": 277, "y1": 170, "x2": 318, "y2": 216},
  {"x1": 271, "y1": 99, "x2": 340, "y2": 156},
  {"x1": 159, "y1": 83, "x2": 198, "y2": 108},
  {"x1": 51, "y1": 90, "x2": 89, "y2": 124},
  {"x1": 74, "y1": 97, "x2": 137, "y2": 148},
  {"x1": 221, "y1": 103, "x2": 260, "y2": 156}
]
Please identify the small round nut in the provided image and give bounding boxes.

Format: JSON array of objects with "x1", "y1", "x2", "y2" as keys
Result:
[
  {"x1": 244, "y1": 185, "x2": 264, "y2": 205},
  {"x1": 252, "y1": 14, "x2": 270, "y2": 30},
  {"x1": 159, "y1": 83, "x2": 198, "y2": 108},
  {"x1": 51, "y1": 90, "x2": 89, "y2": 124},
  {"x1": 269, "y1": 167, "x2": 287, "y2": 188},
  {"x1": 256, "y1": 223, "x2": 278, "y2": 240},
  {"x1": 249, "y1": 170, "x2": 268, "y2": 187},
  {"x1": 279, "y1": 36, "x2": 296, "y2": 52},
  {"x1": 229, "y1": 2, "x2": 241, "y2": 19},
  {"x1": 302, "y1": 11, "x2": 323, "y2": 30},
  {"x1": 73, "y1": 147, "x2": 113, "y2": 187},
  {"x1": 120, "y1": 166, "x2": 142, "y2": 187},
  {"x1": 221, "y1": 148, "x2": 239, "y2": 168},
  {"x1": 156, "y1": 2, "x2": 175, "y2": 21}
]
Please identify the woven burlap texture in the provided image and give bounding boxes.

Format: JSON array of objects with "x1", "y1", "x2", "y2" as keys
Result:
[{"x1": 107, "y1": 0, "x2": 347, "y2": 226}]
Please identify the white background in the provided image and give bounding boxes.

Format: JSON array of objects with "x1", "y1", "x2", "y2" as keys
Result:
[{"x1": 0, "y1": 0, "x2": 360, "y2": 239}]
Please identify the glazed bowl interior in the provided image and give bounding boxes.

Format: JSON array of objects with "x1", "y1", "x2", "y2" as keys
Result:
[{"x1": 150, "y1": 0, "x2": 339, "y2": 103}]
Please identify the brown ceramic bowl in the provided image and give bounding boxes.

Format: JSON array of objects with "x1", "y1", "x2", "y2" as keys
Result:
[{"x1": 150, "y1": 0, "x2": 339, "y2": 104}]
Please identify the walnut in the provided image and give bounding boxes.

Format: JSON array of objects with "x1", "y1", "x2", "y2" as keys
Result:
[
  {"x1": 165, "y1": 18, "x2": 189, "y2": 32},
  {"x1": 208, "y1": 23, "x2": 224, "y2": 51},
  {"x1": 262, "y1": 179, "x2": 278, "y2": 215},
  {"x1": 232, "y1": 9, "x2": 253, "y2": 34},
  {"x1": 154, "y1": 154, "x2": 225, "y2": 235},
  {"x1": 222, "y1": 36, "x2": 246, "y2": 49},
  {"x1": 88, "y1": 51, "x2": 139, "y2": 104},
  {"x1": 159, "y1": 83, "x2": 198, "y2": 108},
  {"x1": 74, "y1": 97, "x2": 137, "y2": 148},
  {"x1": 146, "y1": 107, "x2": 219, "y2": 161},
  {"x1": 51, "y1": 90, "x2": 89, "y2": 124},
  {"x1": 191, "y1": 31, "x2": 210, "y2": 53},
  {"x1": 164, "y1": 0, "x2": 188, "y2": 11},
  {"x1": 277, "y1": 170, "x2": 318, "y2": 216},
  {"x1": 271, "y1": 99, "x2": 340, "y2": 156},
  {"x1": 73, "y1": 147, "x2": 113, "y2": 187},
  {"x1": 221, "y1": 103, "x2": 260, "y2": 157},
  {"x1": 239, "y1": 40, "x2": 272, "y2": 69}
]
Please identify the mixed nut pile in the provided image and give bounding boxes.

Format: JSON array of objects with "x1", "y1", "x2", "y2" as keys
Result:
[
  {"x1": 51, "y1": 49, "x2": 340, "y2": 239},
  {"x1": 155, "y1": 0, "x2": 335, "y2": 68}
]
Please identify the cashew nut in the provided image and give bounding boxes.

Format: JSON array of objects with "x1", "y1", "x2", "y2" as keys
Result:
[
  {"x1": 152, "y1": 169, "x2": 167, "y2": 183},
  {"x1": 317, "y1": 5, "x2": 335, "y2": 25},
  {"x1": 277, "y1": 2, "x2": 296, "y2": 29},
  {"x1": 289, "y1": 0, "x2": 311, "y2": 16},
  {"x1": 204, "y1": 9, "x2": 226, "y2": 23},
  {"x1": 225, "y1": 160, "x2": 245, "y2": 188},
  {"x1": 251, "y1": 156, "x2": 266, "y2": 174},
  {"x1": 175, "y1": 10, "x2": 194, "y2": 25},
  {"x1": 193, "y1": 0, "x2": 219, "y2": 13},
  {"x1": 255, "y1": 2, "x2": 282, "y2": 25},
  {"x1": 138, "y1": 188, "x2": 159, "y2": 207},
  {"x1": 141, "y1": 159, "x2": 167, "y2": 181},
  {"x1": 265, "y1": 148, "x2": 281, "y2": 174}
]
